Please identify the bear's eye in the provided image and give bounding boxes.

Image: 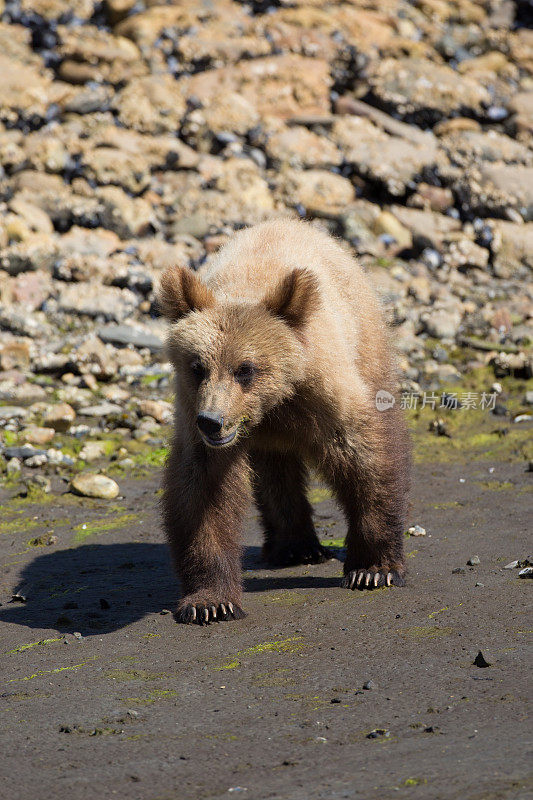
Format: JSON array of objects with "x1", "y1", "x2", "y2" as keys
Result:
[
  {"x1": 190, "y1": 358, "x2": 207, "y2": 382},
  {"x1": 234, "y1": 361, "x2": 256, "y2": 386}
]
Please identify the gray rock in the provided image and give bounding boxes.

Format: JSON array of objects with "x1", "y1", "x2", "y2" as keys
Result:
[
  {"x1": 4, "y1": 444, "x2": 47, "y2": 460},
  {"x1": 422, "y1": 308, "x2": 462, "y2": 340},
  {"x1": 78, "y1": 403, "x2": 124, "y2": 417},
  {"x1": 467, "y1": 556, "x2": 481, "y2": 566},
  {"x1": 0, "y1": 406, "x2": 28, "y2": 420},
  {"x1": 98, "y1": 324, "x2": 163, "y2": 353},
  {"x1": 57, "y1": 284, "x2": 139, "y2": 322}
]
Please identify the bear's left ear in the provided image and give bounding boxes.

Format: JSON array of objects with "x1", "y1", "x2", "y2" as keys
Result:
[
  {"x1": 263, "y1": 268, "x2": 320, "y2": 330},
  {"x1": 158, "y1": 266, "x2": 215, "y2": 321}
]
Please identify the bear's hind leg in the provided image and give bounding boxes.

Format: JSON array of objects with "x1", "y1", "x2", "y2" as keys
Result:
[{"x1": 251, "y1": 451, "x2": 329, "y2": 567}]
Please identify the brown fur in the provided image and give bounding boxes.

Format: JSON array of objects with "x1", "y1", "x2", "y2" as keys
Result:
[{"x1": 158, "y1": 220, "x2": 410, "y2": 624}]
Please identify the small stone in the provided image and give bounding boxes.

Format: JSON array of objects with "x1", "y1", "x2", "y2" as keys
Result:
[
  {"x1": 78, "y1": 403, "x2": 123, "y2": 418},
  {"x1": 518, "y1": 567, "x2": 533, "y2": 579},
  {"x1": 71, "y1": 474, "x2": 120, "y2": 500},
  {"x1": 373, "y1": 212, "x2": 412, "y2": 249},
  {"x1": 44, "y1": 403, "x2": 76, "y2": 432},
  {"x1": 26, "y1": 454, "x2": 48, "y2": 468},
  {"x1": 452, "y1": 567, "x2": 466, "y2": 574},
  {"x1": 473, "y1": 651, "x2": 491, "y2": 668},
  {"x1": 23, "y1": 426, "x2": 55, "y2": 446},
  {"x1": 475, "y1": 582, "x2": 484, "y2": 588},
  {"x1": 138, "y1": 400, "x2": 172, "y2": 424},
  {"x1": 0, "y1": 406, "x2": 27, "y2": 421},
  {"x1": 503, "y1": 560, "x2": 520, "y2": 570},
  {"x1": 79, "y1": 442, "x2": 106, "y2": 462},
  {"x1": 366, "y1": 729, "x2": 389, "y2": 739},
  {"x1": 160, "y1": 609, "x2": 171, "y2": 615},
  {"x1": 362, "y1": 680, "x2": 374, "y2": 690},
  {"x1": 467, "y1": 556, "x2": 481, "y2": 566},
  {"x1": 98, "y1": 324, "x2": 163, "y2": 354},
  {"x1": 408, "y1": 524, "x2": 426, "y2": 537},
  {"x1": 0, "y1": 340, "x2": 31, "y2": 371},
  {"x1": 6, "y1": 457, "x2": 22, "y2": 475},
  {"x1": 73, "y1": 632, "x2": 83, "y2": 640}
]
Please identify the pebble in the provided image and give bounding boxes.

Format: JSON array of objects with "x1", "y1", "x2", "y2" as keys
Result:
[
  {"x1": 467, "y1": 556, "x2": 481, "y2": 566},
  {"x1": 518, "y1": 567, "x2": 533, "y2": 579},
  {"x1": 6, "y1": 457, "x2": 22, "y2": 475},
  {"x1": 70, "y1": 473, "x2": 120, "y2": 500},
  {"x1": 408, "y1": 524, "x2": 426, "y2": 537},
  {"x1": 473, "y1": 651, "x2": 491, "y2": 668},
  {"x1": 78, "y1": 403, "x2": 123, "y2": 418},
  {"x1": 0, "y1": 406, "x2": 28, "y2": 420},
  {"x1": 503, "y1": 560, "x2": 520, "y2": 569}
]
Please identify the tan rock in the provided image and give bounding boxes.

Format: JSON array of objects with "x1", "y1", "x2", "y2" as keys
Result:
[
  {"x1": 0, "y1": 340, "x2": 31, "y2": 370},
  {"x1": 278, "y1": 169, "x2": 355, "y2": 217},
  {"x1": 44, "y1": 402, "x2": 76, "y2": 431},
  {"x1": 21, "y1": 0, "x2": 94, "y2": 20},
  {"x1": 509, "y1": 91, "x2": 533, "y2": 142},
  {"x1": 79, "y1": 442, "x2": 107, "y2": 462},
  {"x1": 57, "y1": 24, "x2": 145, "y2": 84},
  {"x1": 8, "y1": 198, "x2": 54, "y2": 235},
  {"x1": 368, "y1": 58, "x2": 491, "y2": 123},
  {"x1": 373, "y1": 212, "x2": 413, "y2": 250},
  {"x1": 0, "y1": 234, "x2": 59, "y2": 275},
  {"x1": 434, "y1": 118, "x2": 481, "y2": 136},
  {"x1": 114, "y1": 75, "x2": 187, "y2": 134},
  {"x1": 96, "y1": 187, "x2": 153, "y2": 239},
  {"x1": 390, "y1": 206, "x2": 462, "y2": 249},
  {"x1": 22, "y1": 426, "x2": 56, "y2": 446},
  {"x1": 490, "y1": 221, "x2": 533, "y2": 278},
  {"x1": 138, "y1": 399, "x2": 173, "y2": 424},
  {"x1": 75, "y1": 336, "x2": 115, "y2": 379},
  {"x1": 332, "y1": 116, "x2": 438, "y2": 196},
  {"x1": 82, "y1": 147, "x2": 151, "y2": 193},
  {"x1": 181, "y1": 55, "x2": 331, "y2": 122},
  {"x1": 265, "y1": 123, "x2": 342, "y2": 168},
  {"x1": 71, "y1": 473, "x2": 119, "y2": 500}
]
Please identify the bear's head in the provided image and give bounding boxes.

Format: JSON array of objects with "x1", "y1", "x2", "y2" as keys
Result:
[{"x1": 158, "y1": 266, "x2": 319, "y2": 448}]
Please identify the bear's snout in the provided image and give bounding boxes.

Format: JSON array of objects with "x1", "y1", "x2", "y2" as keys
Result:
[
  {"x1": 196, "y1": 410, "x2": 238, "y2": 447},
  {"x1": 197, "y1": 411, "x2": 224, "y2": 437}
]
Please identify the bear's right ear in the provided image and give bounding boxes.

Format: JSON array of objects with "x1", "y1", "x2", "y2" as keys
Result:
[{"x1": 158, "y1": 266, "x2": 215, "y2": 321}]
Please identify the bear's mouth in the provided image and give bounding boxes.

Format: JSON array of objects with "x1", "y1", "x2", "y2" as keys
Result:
[{"x1": 199, "y1": 428, "x2": 238, "y2": 448}]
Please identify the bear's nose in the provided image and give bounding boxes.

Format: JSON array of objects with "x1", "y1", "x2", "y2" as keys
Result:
[{"x1": 197, "y1": 411, "x2": 224, "y2": 437}]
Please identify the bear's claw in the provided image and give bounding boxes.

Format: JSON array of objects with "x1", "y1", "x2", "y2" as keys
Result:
[
  {"x1": 342, "y1": 569, "x2": 405, "y2": 591},
  {"x1": 175, "y1": 601, "x2": 246, "y2": 625}
]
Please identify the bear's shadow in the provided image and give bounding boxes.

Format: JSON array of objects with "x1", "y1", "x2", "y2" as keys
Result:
[{"x1": 0, "y1": 542, "x2": 341, "y2": 636}]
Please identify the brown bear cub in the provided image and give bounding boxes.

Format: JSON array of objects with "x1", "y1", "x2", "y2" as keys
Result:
[{"x1": 158, "y1": 219, "x2": 410, "y2": 624}]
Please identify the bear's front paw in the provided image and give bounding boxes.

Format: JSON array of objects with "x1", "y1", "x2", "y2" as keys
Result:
[
  {"x1": 342, "y1": 567, "x2": 406, "y2": 591},
  {"x1": 175, "y1": 595, "x2": 246, "y2": 625}
]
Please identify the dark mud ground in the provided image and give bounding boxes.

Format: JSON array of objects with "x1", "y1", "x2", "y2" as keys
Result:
[{"x1": 0, "y1": 457, "x2": 531, "y2": 800}]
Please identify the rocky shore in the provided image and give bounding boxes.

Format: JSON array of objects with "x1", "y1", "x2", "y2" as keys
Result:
[{"x1": 0, "y1": 0, "x2": 532, "y2": 491}]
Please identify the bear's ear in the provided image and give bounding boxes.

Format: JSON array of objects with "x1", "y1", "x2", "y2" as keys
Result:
[
  {"x1": 263, "y1": 268, "x2": 319, "y2": 330},
  {"x1": 158, "y1": 266, "x2": 215, "y2": 320}
]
